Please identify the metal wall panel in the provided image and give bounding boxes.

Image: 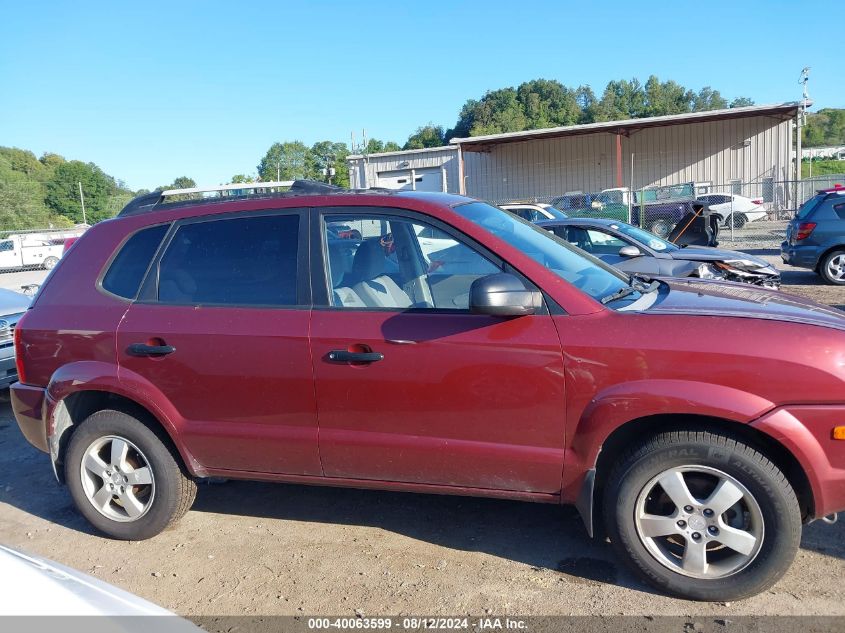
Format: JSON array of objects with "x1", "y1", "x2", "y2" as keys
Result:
[{"x1": 461, "y1": 115, "x2": 793, "y2": 203}]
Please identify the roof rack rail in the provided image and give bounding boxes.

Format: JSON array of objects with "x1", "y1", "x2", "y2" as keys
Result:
[{"x1": 117, "y1": 179, "x2": 347, "y2": 217}]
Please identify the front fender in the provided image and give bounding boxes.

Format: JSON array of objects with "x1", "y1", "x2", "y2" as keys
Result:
[
  {"x1": 561, "y1": 379, "x2": 775, "y2": 502},
  {"x1": 46, "y1": 361, "x2": 205, "y2": 478}
]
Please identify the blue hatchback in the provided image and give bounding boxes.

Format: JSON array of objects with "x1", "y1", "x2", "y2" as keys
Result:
[{"x1": 782, "y1": 186, "x2": 845, "y2": 285}]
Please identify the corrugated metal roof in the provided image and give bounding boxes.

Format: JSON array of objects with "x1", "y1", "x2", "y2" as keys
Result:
[
  {"x1": 450, "y1": 102, "x2": 806, "y2": 151},
  {"x1": 347, "y1": 145, "x2": 456, "y2": 160}
]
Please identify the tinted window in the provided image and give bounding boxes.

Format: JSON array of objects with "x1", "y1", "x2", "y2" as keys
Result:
[
  {"x1": 158, "y1": 214, "x2": 299, "y2": 306},
  {"x1": 833, "y1": 203, "x2": 845, "y2": 220},
  {"x1": 102, "y1": 224, "x2": 169, "y2": 299}
]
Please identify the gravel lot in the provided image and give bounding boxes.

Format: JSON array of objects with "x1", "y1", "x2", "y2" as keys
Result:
[{"x1": 0, "y1": 235, "x2": 844, "y2": 618}]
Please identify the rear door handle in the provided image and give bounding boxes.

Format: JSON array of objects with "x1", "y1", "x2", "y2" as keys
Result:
[
  {"x1": 127, "y1": 343, "x2": 176, "y2": 357},
  {"x1": 327, "y1": 350, "x2": 384, "y2": 363}
]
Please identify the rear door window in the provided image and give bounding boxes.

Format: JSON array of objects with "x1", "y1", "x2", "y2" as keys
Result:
[
  {"x1": 157, "y1": 214, "x2": 300, "y2": 306},
  {"x1": 102, "y1": 224, "x2": 169, "y2": 299},
  {"x1": 796, "y1": 194, "x2": 824, "y2": 220}
]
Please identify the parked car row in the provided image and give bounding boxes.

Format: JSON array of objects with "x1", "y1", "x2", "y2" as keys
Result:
[
  {"x1": 9, "y1": 179, "x2": 845, "y2": 604},
  {"x1": 537, "y1": 218, "x2": 780, "y2": 288},
  {"x1": 541, "y1": 184, "x2": 769, "y2": 239},
  {"x1": 504, "y1": 185, "x2": 845, "y2": 288}
]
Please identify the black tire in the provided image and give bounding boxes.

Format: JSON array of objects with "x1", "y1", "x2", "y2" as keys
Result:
[
  {"x1": 819, "y1": 249, "x2": 845, "y2": 286},
  {"x1": 602, "y1": 429, "x2": 801, "y2": 601},
  {"x1": 731, "y1": 214, "x2": 747, "y2": 229},
  {"x1": 65, "y1": 409, "x2": 196, "y2": 540},
  {"x1": 43, "y1": 256, "x2": 59, "y2": 270},
  {"x1": 648, "y1": 218, "x2": 673, "y2": 238}
]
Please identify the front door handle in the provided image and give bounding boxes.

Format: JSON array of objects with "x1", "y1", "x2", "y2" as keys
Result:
[
  {"x1": 127, "y1": 343, "x2": 176, "y2": 357},
  {"x1": 327, "y1": 350, "x2": 384, "y2": 363}
]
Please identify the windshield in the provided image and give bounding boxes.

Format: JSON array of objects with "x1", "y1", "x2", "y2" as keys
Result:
[
  {"x1": 454, "y1": 201, "x2": 641, "y2": 306},
  {"x1": 608, "y1": 222, "x2": 679, "y2": 252},
  {"x1": 796, "y1": 194, "x2": 824, "y2": 220},
  {"x1": 543, "y1": 205, "x2": 569, "y2": 219}
]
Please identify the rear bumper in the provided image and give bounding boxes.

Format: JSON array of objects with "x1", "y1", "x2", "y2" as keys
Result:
[
  {"x1": 10, "y1": 381, "x2": 47, "y2": 453},
  {"x1": 751, "y1": 405, "x2": 845, "y2": 519},
  {"x1": 781, "y1": 241, "x2": 821, "y2": 269}
]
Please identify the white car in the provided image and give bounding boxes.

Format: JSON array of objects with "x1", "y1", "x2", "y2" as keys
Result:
[
  {"x1": 696, "y1": 193, "x2": 767, "y2": 228},
  {"x1": 0, "y1": 543, "x2": 201, "y2": 626},
  {"x1": 499, "y1": 203, "x2": 568, "y2": 223}
]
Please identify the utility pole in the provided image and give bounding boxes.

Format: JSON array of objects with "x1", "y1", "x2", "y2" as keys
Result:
[
  {"x1": 78, "y1": 181, "x2": 87, "y2": 225},
  {"x1": 277, "y1": 160, "x2": 281, "y2": 182},
  {"x1": 796, "y1": 67, "x2": 810, "y2": 207}
]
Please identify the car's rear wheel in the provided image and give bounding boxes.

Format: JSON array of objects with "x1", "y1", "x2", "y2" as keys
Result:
[
  {"x1": 65, "y1": 409, "x2": 196, "y2": 540},
  {"x1": 42, "y1": 256, "x2": 59, "y2": 270},
  {"x1": 603, "y1": 429, "x2": 801, "y2": 601},
  {"x1": 731, "y1": 214, "x2": 747, "y2": 229},
  {"x1": 820, "y1": 250, "x2": 845, "y2": 285}
]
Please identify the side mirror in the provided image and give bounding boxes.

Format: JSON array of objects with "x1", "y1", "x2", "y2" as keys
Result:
[
  {"x1": 469, "y1": 273, "x2": 542, "y2": 317},
  {"x1": 619, "y1": 245, "x2": 642, "y2": 258}
]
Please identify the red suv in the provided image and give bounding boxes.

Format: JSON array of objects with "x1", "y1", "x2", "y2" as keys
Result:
[{"x1": 11, "y1": 181, "x2": 845, "y2": 601}]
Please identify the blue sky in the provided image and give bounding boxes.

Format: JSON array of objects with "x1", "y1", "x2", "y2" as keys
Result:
[{"x1": 1, "y1": 0, "x2": 842, "y2": 191}]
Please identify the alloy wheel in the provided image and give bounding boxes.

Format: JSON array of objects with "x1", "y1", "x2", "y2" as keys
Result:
[
  {"x1": 79, "y1": 435, "x2": 156, "y2": 522},
  {"x1": 826, "y1": 254, "x2": 845, "y2": 282},
  {"x1": 634, "y1": 465, "x2": 764, "y2": 579}
]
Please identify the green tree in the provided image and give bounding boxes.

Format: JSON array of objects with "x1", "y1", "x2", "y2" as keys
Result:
[
  {"x1": 691, "y1": 87, "x2": 728, "y2": 112},
  {"x1": 403, "y1": 124, "x2": 446, "y2": 150},
  {"x1": 575, "y1": 85, "x2": 598, "y2": 123},
  {"x1": 362, "y1": 139, "x2": 401, "y2": 154},
  {"x1": 0, "y1": 147, "x2": 45, "y2": 178},
  {"x1": 45, "y1": 160, "x2": 119, "y2": 223},
  {"x1": 230, "y1": 174, "x2": 255, "y2": 183},
  {"x1": 803, "y1": 108, "x2": 845, "y2": 147},
  {"x1": 164, "y1": 176, "x2": 196, "y2": 190},
  {"x1": 310, "y1": 141, "x2": 350, "y2": 187},
  {"x1": 517, "y1": 79, "x2": 581, "y2": 129},
  {"x1": 642, "y1": 76, "x2": 694, "y2": 117},
  {"x1": 257, "y1": 141, "x2": 311, "y2": 181},
  {"x1": 730, "y1": 97, "x2": 755, "y2": 108},
  {"x1": 39, "y1": 152, "x2": 66, "y2": 170}
]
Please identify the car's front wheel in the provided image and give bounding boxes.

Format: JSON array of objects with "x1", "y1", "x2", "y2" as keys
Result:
[
  {"x1": 603, "y1": 429, "x2": 801, "y2": 601},
  {"x1": 820, "y1": 249, "x2": 845, "y2": 285},
  {"x1": 65, "y1": 409, "x2": 196, "y2": 540}
]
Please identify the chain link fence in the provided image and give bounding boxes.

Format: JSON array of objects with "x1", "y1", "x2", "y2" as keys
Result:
[
  {"x1": 0, "y1": 226, "x2": 88, "y2": 277},
  {"x1": 494, "y1": 175, "x2": 845, "y2": 251}
]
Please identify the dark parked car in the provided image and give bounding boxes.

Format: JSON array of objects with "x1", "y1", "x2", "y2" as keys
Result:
[
  {"x1": 11, "y1": 180, "x2": 845, "y2": 601},
  {"x1": 538, "y1": 218, "x2": 781, "y2": 288},
  {"x1": 781, "y1": 186, "x2": 845, "y2": 285}
]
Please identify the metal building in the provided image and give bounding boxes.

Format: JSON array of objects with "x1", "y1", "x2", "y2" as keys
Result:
[
  {"x1": 347, "y1": 145, "x2": 460, "y2": 193},
  {"x1": 347, "y1": 102, "x2": 804, "y2": 208}
]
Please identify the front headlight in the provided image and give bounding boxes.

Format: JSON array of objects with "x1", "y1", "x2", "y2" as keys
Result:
[
  {"x1": 716, "y1": 260, "x2": 779, "y2": 276},
  {"x1": 697, "y1": 263, "x2": 723, "y2": 279},
  {"x1": 722, "y1": 259, "x2": 765, "y2": 271}
]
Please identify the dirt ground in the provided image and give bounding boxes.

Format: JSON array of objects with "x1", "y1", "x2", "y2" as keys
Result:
[{"x1": 0, "y1": 250, "x2": 844, "y2": 619}]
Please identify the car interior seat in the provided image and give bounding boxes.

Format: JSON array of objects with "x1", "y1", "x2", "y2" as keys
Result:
[{"x1": 344, "y1": 239, "x2": 413, "y2": 308}]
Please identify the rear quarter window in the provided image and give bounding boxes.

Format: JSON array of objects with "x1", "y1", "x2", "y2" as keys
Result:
[
  {"x1": 101, "y1": 224, "x2": 169, "y2": 299},
  {"x1": 833, "y1": 202, "x2": 845, "y2": 220}
]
